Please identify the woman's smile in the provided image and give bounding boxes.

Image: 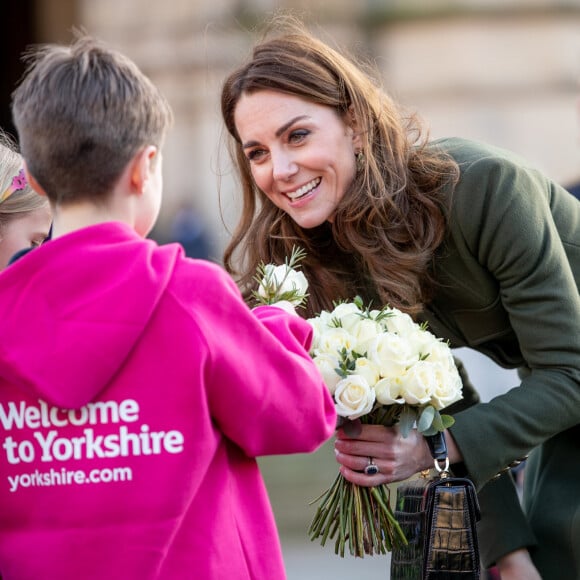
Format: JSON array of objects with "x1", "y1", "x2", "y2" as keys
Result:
[{"x1": 285, "y1": 177, "x2": 322, "y2": 201}]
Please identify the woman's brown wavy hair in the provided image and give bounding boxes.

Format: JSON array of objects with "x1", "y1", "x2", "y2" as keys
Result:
[{"x1": 220, "y1": 16, "x2": 459, "y2": 318}]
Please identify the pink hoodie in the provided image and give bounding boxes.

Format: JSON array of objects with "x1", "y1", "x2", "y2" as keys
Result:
[{"x1": 0, "y1": 222, "x2": 336, "y2": 579}]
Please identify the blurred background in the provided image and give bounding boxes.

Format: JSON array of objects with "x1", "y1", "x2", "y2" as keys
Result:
[{"x1": 2, "y1": 1, "x2": 579, "y2": 577}]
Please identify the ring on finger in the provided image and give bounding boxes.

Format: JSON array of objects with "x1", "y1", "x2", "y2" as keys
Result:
[{"x1": 364, "y1": 456, "x2": 380, "y2": 476}]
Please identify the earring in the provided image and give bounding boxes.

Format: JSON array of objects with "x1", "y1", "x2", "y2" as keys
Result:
[{"x1": 356, "y1": 150, "x2": 365, "y2": 172}]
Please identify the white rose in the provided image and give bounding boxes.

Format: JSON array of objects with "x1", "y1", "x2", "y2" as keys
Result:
[
  {"x1": 368, "y1": 332, "x2": 418, "y2": 379},
  {"x1": 329, "y1": 302, "x2": 363, "y2": 332},
  {"x1": 382, "y1": 309, "x2": 417, "y2": 337},
  {"x1": 306, "y1": 317, "x2": 324, "y2": 353},
  {"x1": 423, "y1": 338, "x2": 456, "y2": 371},
  {"x1": 309, "y1": 308, "x2": 333, "y2": 329},
  {"x1": 313, "y1": 353, "x2": 342, "y2": 394},
  {"x1": 307, "y1": 310, "x2": 336, "y2": 352},
  {"x1": 398, "y1": 360, "x2": 438, "y2": 405},
  {"x1": 258, "y1": 264, "x2": 308, "y2": 306},
  {"x1": 429, "y1": 364, "x2": 463, "y2": 410},
  {"x1": 374, "y1": 377, "x2": 406, "y2": 405},
  {"x1": 349, "y1": 318, "x2": 384, "y2": 355},
  {"x1": 315, "y1": 327, "x2": 356, "y2": 357},
  {"x1": 405, "y1": 327, "x2": 441, "y2": 359},
  {"x1": 354, "y1": 357, "x2": 381, "y2": 387},
  {"x1": 334, "y1": 375, "x2": 376, "y2": 419}
]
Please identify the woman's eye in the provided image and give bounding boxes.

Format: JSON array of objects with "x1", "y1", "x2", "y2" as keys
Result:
[
  {"x1": 289, "y1": 129, "x2": 309, "y2": 144},
  {"x1": 30, "y1": 237, "x2": 46, "y2": 248},
  {"x1": 247, "y1": 148, "x2": 266, "y2": 162}
]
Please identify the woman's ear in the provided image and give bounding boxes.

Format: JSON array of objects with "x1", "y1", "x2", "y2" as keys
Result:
[
  {"x1": 23, "y1": 161, "x2": 48, "y2": 197},
  {"x1": 347, "y1": 105, "x2": 363, "y2": 151},
  {"x1": 129, "y1": 146, "x2": 158, "y2": 195}
]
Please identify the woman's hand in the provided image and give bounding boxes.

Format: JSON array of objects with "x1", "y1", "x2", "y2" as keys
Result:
[
  {"x1": 334, "y1": 422, "x2": 433, "y2": 486},
  {"x1": 495, "y1": 549, "x2": 542, "y2": 580}
]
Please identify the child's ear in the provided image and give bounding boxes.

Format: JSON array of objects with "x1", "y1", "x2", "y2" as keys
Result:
[
  {"x1": 23, "y1": 161, "x2": 48, "y2": 197},
  {"x1": 130, "y1": 146, "x2": 158, "y2": 195}
]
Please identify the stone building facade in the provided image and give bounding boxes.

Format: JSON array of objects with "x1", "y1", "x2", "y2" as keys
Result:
[{"x1": 5, "y1": 0, "x2": 578, "y2": 258}]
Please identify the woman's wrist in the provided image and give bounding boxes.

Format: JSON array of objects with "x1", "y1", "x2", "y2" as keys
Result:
[
  {"x1": 417, "y1": 429, "x2": 463, "y2": 473},
  {"x1": 496, "y1": 549, "x2": 542, "y2": 580},
  {"x1": 418, "y1": 431, "x2": 436, "y2": 472},
  {"x1": 444, "y1": 429, "x2": 464, "y2": 464}
]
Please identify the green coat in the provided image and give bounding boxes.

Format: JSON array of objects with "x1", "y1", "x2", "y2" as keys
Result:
[{"x1": 420, "y1": 138, "x2": 580, "y2": 579}]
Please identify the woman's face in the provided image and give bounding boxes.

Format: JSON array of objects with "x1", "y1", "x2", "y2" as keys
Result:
[
  {"x1": 0, "y1": 206, "x2": 52, "y2": 270},
  {"x1": 234, "y1": 90, "x2": 361, "y2": 229}
]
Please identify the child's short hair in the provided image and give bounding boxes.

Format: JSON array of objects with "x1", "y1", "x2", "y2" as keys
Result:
[{"x1": 12, "y1": 32, "x2": 173, "y2": 203}]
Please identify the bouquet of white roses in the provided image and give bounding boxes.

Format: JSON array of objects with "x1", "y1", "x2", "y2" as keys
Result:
[
  {"x1": 307, "y1": 296, "x2": 463, "y2": 558},
  {"x1": 252, "y1": 249, "x2": 463, "y2": 558}
]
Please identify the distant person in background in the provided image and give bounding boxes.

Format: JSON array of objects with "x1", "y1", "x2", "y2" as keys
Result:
[
  {"x1": 168, "y1": 200, "x2": 213, "y2": 260},
  {"x1": 0, "y1": 129, "x2": 51, "y2": 269},
  {"x1": 566, "y1": 181, "x2": 580, "y2": 200},
  {"x1": 565, "y1": 94, "x2": 580, "y2": 200}
]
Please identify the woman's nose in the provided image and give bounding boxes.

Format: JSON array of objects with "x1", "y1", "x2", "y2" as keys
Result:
[{"x1": 272, "y1": 151, "x2": 298, "y2": 181}]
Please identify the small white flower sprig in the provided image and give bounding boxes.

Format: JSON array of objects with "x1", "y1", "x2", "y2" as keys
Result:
[{"x1": 252, "y1": 246, "x2": 309, "y2": 310}]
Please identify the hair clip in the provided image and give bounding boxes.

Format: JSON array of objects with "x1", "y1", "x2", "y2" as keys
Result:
[{"x1": 0, "y1": 168, "x2": 27, "y2": 204}]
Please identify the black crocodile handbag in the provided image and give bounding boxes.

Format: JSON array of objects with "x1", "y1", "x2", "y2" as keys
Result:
[{"x1": 390, "y1": 432, "x2": 481, "y2": 580}]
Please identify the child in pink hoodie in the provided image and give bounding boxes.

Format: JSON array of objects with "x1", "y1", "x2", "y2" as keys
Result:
[{"x1": 0, "y1": 34, "x2": 336, "y2": 579}]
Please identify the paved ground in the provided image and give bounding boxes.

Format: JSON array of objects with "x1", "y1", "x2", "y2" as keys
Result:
[{"x1": 282, "y1": 534, "x2": 391, "y2": 579}]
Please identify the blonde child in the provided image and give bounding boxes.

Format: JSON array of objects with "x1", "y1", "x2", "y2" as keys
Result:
[{"x1": 0, "y1": 130, "x2": 50, "y2": 269}]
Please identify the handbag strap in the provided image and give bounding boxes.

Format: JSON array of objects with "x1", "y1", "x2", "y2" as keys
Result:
[{"x1": 424, "y1": 432, "x2": 450, "y2": 475}]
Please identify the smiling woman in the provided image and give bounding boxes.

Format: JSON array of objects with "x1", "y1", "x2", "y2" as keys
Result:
[
  {"x1": 220, "y1": 19, "x2": 455, "y2": 321},
  {"x1": 0, "y1": 130, "x2": 51, "y2": 270},
  {"x1": 220, "y1": 14, "x2": 580, "y2": 580}
]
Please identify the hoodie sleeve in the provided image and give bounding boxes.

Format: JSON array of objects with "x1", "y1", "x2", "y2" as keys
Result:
[{"x1": 181, "y1": 261, "x2": 336, "y2": 458}]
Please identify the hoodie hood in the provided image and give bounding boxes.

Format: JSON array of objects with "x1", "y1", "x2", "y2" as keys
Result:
[{"x1": 0, "y1": 222, "x2": 179, "y2": 409}]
